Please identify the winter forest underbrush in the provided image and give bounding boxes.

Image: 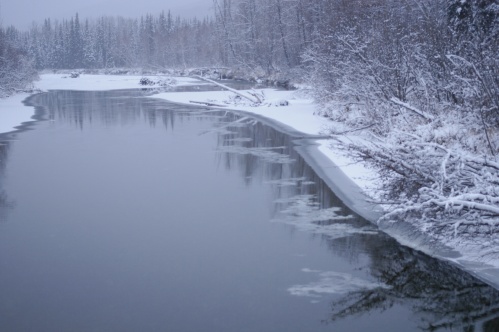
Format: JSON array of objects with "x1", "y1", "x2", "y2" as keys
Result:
[
  {"x1": 0, "y1": 28, "x2": 37, "y2": 98},
  {"x1": 1, "y1": 0, "x2": 498, "y2": 257},
  {"x1": 305, "y1": 0, "x2": 498, "y2": 254}
]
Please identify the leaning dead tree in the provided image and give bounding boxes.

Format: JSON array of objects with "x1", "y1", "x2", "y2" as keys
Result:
[{"x1": 193, "y1": 75, "x2": 262, "y2": 104}]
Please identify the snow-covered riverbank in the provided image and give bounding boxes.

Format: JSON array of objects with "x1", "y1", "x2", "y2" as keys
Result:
[
  {"x1": 0, "y1": 93, "x2": 37, "y2": 135},
  {"x1": 35, "y1": 73, "x2": 200, "y2": 91},
  {"x1": 1, "y1": 73, "x2": 498, "y2": 289},
  {"x1": 0, "y1": 73, "x2": 200, "y2": 136}
]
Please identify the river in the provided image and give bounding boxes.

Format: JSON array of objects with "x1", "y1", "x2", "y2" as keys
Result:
[{"x1": 0, "y1": 89, "x2": 498, "y2": 331}]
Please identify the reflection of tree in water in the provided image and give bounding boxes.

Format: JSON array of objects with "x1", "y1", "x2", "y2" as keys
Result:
[
  {"x1": 24, "y1": 90, "x2": 197, "y2": 132},
  {"x1": 0, "y1": 191, "x2": 14, "y2": 223},
  {"x1": 327, "y1": 233, "x2": 499, "y2": 331},
  {"x1": 0, "y1": 139, "x2": 14, "y2": 223},
  {"x1": 215, "y1": 111, "x2": 359, "y2": 222},
  {"x1": 0, "y1": 137, "x2": 9, "y2": 174},
  {"x1": 214, "y1": 112, "x2": 499, "y2": 332}
]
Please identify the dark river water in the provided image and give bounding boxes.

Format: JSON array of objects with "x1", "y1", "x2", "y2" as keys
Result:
[{"x1": 0, "y1": 89, "x2": 498, "y2": 332}]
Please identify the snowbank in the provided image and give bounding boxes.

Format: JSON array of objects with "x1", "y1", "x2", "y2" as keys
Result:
[
  {"x1": 34, "y1": 73, "x2": 200, "y2": 91},
  {"x1": 0, "y1": 93, "x2": 35, "y2": 135}
]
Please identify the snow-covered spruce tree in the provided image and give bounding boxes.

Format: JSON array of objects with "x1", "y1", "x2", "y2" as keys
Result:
[
  {"x1": 304, "y1": 0, "x2": 498, "y2": 239},
  {"x1": 0, "y1": 25, "x2": 37, "y2": 98}
]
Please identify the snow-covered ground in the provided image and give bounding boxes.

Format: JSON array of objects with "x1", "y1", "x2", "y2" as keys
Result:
[
  {"x1": 35, "y1": 73, "x2": 200, "y2": 91},
  {"x1": 0, "y1": 73, "x2": 200, "y2": 136},
  {"x1": 0, "y1": 93, "x2": 35, "y2": 135},
  {"x1": 1, "y1": 73, "x2": 498, "y2": 289}
]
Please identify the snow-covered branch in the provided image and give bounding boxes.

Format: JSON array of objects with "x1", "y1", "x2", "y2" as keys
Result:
[
  {"x1": 389, "y1": 97, "x2": 434, "y2": 121},
  {"x1": 428, "y1": 198, "x2": 499, "y2": 216}
]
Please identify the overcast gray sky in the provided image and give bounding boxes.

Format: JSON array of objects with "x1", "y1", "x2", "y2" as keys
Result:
[{"x1": 0, "y1": 0, "x2": 213, "y2": 29}]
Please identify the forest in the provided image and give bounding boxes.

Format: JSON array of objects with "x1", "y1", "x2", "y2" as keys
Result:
[{"x1": 1, "y1": 0, "x2": 498, "y2": 241}]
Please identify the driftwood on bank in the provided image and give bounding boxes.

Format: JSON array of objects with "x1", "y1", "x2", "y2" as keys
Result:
[
  {"x1": 189, "y1": 100, "x2": 227, "y2": 107},
  {"x1": 194, "y1": 75, "x2": 262, "y2": 104}
]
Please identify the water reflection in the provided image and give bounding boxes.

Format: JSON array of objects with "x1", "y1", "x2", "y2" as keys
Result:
[
  {"x1": 212, "y1": 106, "x2": 499, "y2": 331},
  {"x1": 3, "y1": 90, "x2": 498, "y2": 331},
  {"x1": 0, "y1": 192, "x2": 12, "y2": 224},
  {"x1": 0, "y1": 138, "x2": 14, "y2": 223},
  {"x1": 328, "y1": 242, "x2": 499, "y2": 331},
  {"x1": 215, "y1": 112, "x2": 381, "y2": 234},
  {"x1": 28, "y1": 90, "x2": 180, "y2": 131}
]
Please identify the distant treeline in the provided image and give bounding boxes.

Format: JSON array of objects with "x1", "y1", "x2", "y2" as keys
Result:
[{"x1": 10, "y1": 11, "x2": 218, "y2": 69}]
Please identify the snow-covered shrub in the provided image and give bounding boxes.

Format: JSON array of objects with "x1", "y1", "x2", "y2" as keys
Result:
[
  {"x1": 139, "y1": 77, "x2": 177, "y2": 88},
  {"x1": 274, "y1": 100, "x2": 289, "y2": 107},
  {"x1": 139, "y1": 77, "x2": 155, "y2": 86}
]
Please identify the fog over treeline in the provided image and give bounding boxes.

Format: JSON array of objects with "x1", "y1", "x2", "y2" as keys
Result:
[{"x1": 22, "y1": 12, "x2": 218, "y2": 69}]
